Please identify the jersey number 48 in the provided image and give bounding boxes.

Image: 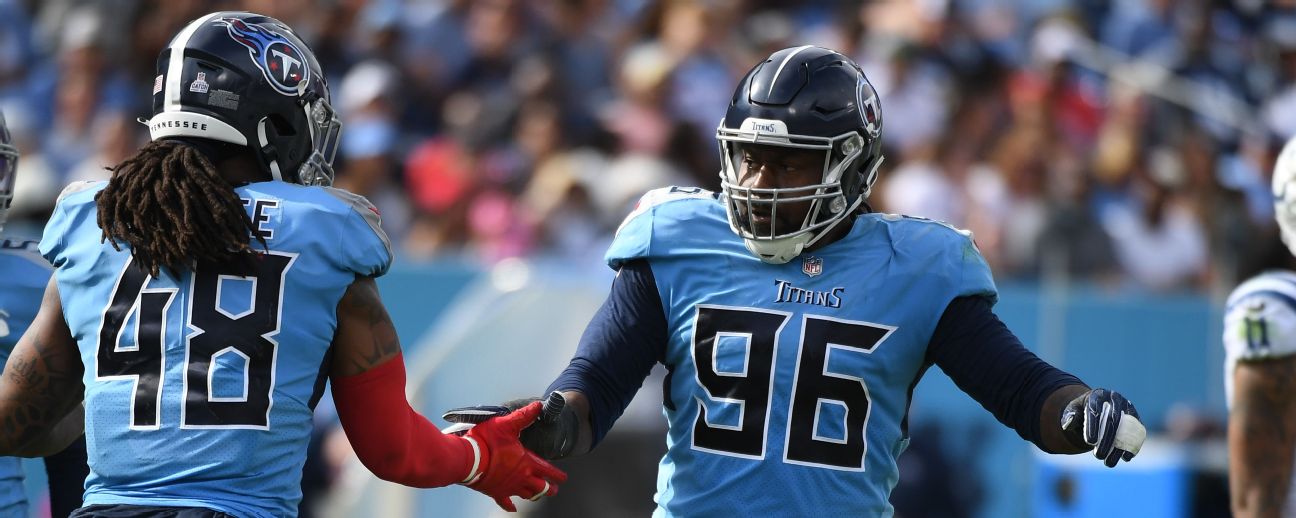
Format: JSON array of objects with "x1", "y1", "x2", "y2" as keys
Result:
[{"x1": 97, "y1": 254, "x2": 295, "y2": 430}]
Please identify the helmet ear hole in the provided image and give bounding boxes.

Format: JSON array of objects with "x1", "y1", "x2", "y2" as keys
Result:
[
  {"x1": 263, "y1": 114, "x2": 308, "y2": 165},
  {"x1": 267, "y1": 114, "x2": 297, "y2": 137}
]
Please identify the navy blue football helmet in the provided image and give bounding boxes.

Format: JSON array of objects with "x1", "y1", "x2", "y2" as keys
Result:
[
  {"x1": 146, "y1": 11, "x2": 341, "y2": 185},
  {"x1": 717, "y1": 46, "x2": 884, "y2": 263},
  {"x1": 0, "y1": 109, "x2": 17, "y2": 233}
]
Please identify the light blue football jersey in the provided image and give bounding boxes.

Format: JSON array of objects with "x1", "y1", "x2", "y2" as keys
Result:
[
  {"x1": 607, "y1": 187, "x2": 997, "y2": 517},
  {"x1": 0, "y1": 236, "x2": 51, "y2": 516},
  {"x1": 40, "y1": 180, "x2": 391, "y2": 517}
]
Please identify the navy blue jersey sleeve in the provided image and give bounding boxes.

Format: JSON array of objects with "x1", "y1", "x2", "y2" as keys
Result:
[
  {"x1": 547, "y1": 259, "x2": 666, "y2": 446},
  {"x1": 927, "y1": 296, "x2": 1085, "y2": 451}
]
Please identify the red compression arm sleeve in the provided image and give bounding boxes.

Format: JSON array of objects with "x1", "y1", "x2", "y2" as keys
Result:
[{"x1": 331, "y1": 353, "x2": 474, "y2": 487}]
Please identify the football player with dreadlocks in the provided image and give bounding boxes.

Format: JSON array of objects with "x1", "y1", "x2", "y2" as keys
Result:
[
  {"x1": 0, "y1": 12, "x2": 563, "y2": 517},
  {"x1": 446, "y1": 46, "x2": 1146, "y2": 516}
]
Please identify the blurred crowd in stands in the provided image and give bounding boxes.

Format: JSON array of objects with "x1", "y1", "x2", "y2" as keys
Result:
[{"x1": 3, "y1": 0, "x2": 1295, "y2": 294}]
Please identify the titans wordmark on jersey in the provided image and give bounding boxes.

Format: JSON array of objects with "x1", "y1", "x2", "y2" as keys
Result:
[
  {"x1": 607, "y1": 187, "x2": 996, "y2": 517},
  {"x1": 40, "y1": 181, "x2": 390, "y2": 518},
  {"x1": 0, "y1": 237, "x2": 52, "y2": 515}
]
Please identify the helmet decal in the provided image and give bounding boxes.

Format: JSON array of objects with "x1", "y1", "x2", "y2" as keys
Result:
[
  {"x1": 217, "y1": 17, "x2": 309, "y2": 96},
  {"x1": 857, "y1": 82, "x2": 881, "y2": 138}
]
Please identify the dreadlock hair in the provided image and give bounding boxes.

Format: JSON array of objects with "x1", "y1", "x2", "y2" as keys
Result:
[{"x1": 96, "y1": 139, "x2": 266, "y2": 278}]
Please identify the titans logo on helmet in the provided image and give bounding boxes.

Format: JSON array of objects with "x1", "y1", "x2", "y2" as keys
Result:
[
  {"x1": 856, "y1": 82, "x2": 881, "y2": 138},
  {"x1": 216, "y1": 18, "x2": 309, "y2": 96}
]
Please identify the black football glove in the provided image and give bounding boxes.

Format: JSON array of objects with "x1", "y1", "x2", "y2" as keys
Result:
[
  {"x1": 444, "y1": 391, "x2": 579, "y2": 460},
  {"x1": 1060, "y1": 388, "x2": 1146, "y2": 467}
]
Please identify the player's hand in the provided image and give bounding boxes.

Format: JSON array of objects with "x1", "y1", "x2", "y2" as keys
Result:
[
  {"x1": 442, "y1": 397, "x2": 537, "y2": 435},
  {"x1": 459, "y1": 402, "x2": 568, "y2": 511},
  {"x1": 445, "y1": 392, "x2": 578, "y2": 460},
  {"x1": 1060, "y1": 388, "x2": 1146, "y2": 467}
]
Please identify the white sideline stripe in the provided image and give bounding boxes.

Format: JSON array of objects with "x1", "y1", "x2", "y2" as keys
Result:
[{"x1": 166, "y1": 12, "x2": 224, "y2": 111}]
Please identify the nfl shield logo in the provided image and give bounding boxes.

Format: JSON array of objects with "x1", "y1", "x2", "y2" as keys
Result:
[{"x1": 802, "y1": 256, "x2": 823, "y2": 277}]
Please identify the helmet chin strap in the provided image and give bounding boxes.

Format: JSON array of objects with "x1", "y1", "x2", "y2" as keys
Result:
[
  {"x1": 742, "y1": 195, "x2": 863, "y2": 264},
  {"x1": 257, "y1": 117, "x2": 286, "y2": 182}
]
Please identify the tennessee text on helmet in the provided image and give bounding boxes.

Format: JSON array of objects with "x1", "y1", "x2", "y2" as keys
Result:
[
  {"x1": 144, "y1": 11, "x2": 342, "y2": 186},
  {"x1": 716, "y1": 45, "x2": 885, "y2": 264}
]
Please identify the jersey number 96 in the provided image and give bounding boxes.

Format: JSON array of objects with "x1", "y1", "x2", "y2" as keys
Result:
[{"x1": 690, "y1": 305, "x2": 892, "y2": 471}]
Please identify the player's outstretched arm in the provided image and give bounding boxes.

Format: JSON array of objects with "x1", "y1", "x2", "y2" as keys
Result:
[
  {"x1": 929, "y1": 296, "x2": 1144, "y2": 466},
  {"x1": 329, "y1": 277, "x2": 566, "y2": 511},
  {"x1": 1228, "y1": 356, "x2": 1296, "y2": 518},
  {"x1": 0, "y1": 277, "x2": 84, "y2": 457}
]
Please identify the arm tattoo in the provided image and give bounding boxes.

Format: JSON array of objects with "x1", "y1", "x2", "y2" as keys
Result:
[
  {"x1": 333, "y1": 277, "x2": 403, "y2": 377},
  {"x1": 7, "y1": 358, "x2": 41, "y2": 388},
  {"x1": 0, "y1": 321, "x2": 85, "y2": 454},
  {"x1": 357, "y1": 287, "x2": 400, "y2": 369},
  {"x1": 1230, "y1": 356, "x2": 1296, "y2": 517}
]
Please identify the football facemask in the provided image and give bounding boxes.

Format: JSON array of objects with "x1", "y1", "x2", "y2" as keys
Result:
[
  {"x1": 298, "y1": 96, "x2": 342, "y2": 186},
  {"x1": 717, "y1": 118, "x2": 870, "y2": 264}
]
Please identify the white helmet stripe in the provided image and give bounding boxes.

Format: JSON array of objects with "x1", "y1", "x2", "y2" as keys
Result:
[
  {"x1": 164, "y1": 12, "x2": 225, "y2": 112},
  {"x1": 767, "y1": 45, "x2": 814, "y2": 99}
]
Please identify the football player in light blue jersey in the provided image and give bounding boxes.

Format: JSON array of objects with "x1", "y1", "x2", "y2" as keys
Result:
[
  {"x1": 1225, "y1": 135, "x2": 1296, "y2": 517},
  {"x1": 0, "y1": 109, "x2": 91, "y2": 517},
  {"x1": 0, "y1": 108, "x2": 43, "y2": 517},
  {"x1": 0, "y1": 12, "x2": 564, "y2": 518},
  {"x1": 448, "y1": 46, "x2": 1148, "y2": 516}
]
